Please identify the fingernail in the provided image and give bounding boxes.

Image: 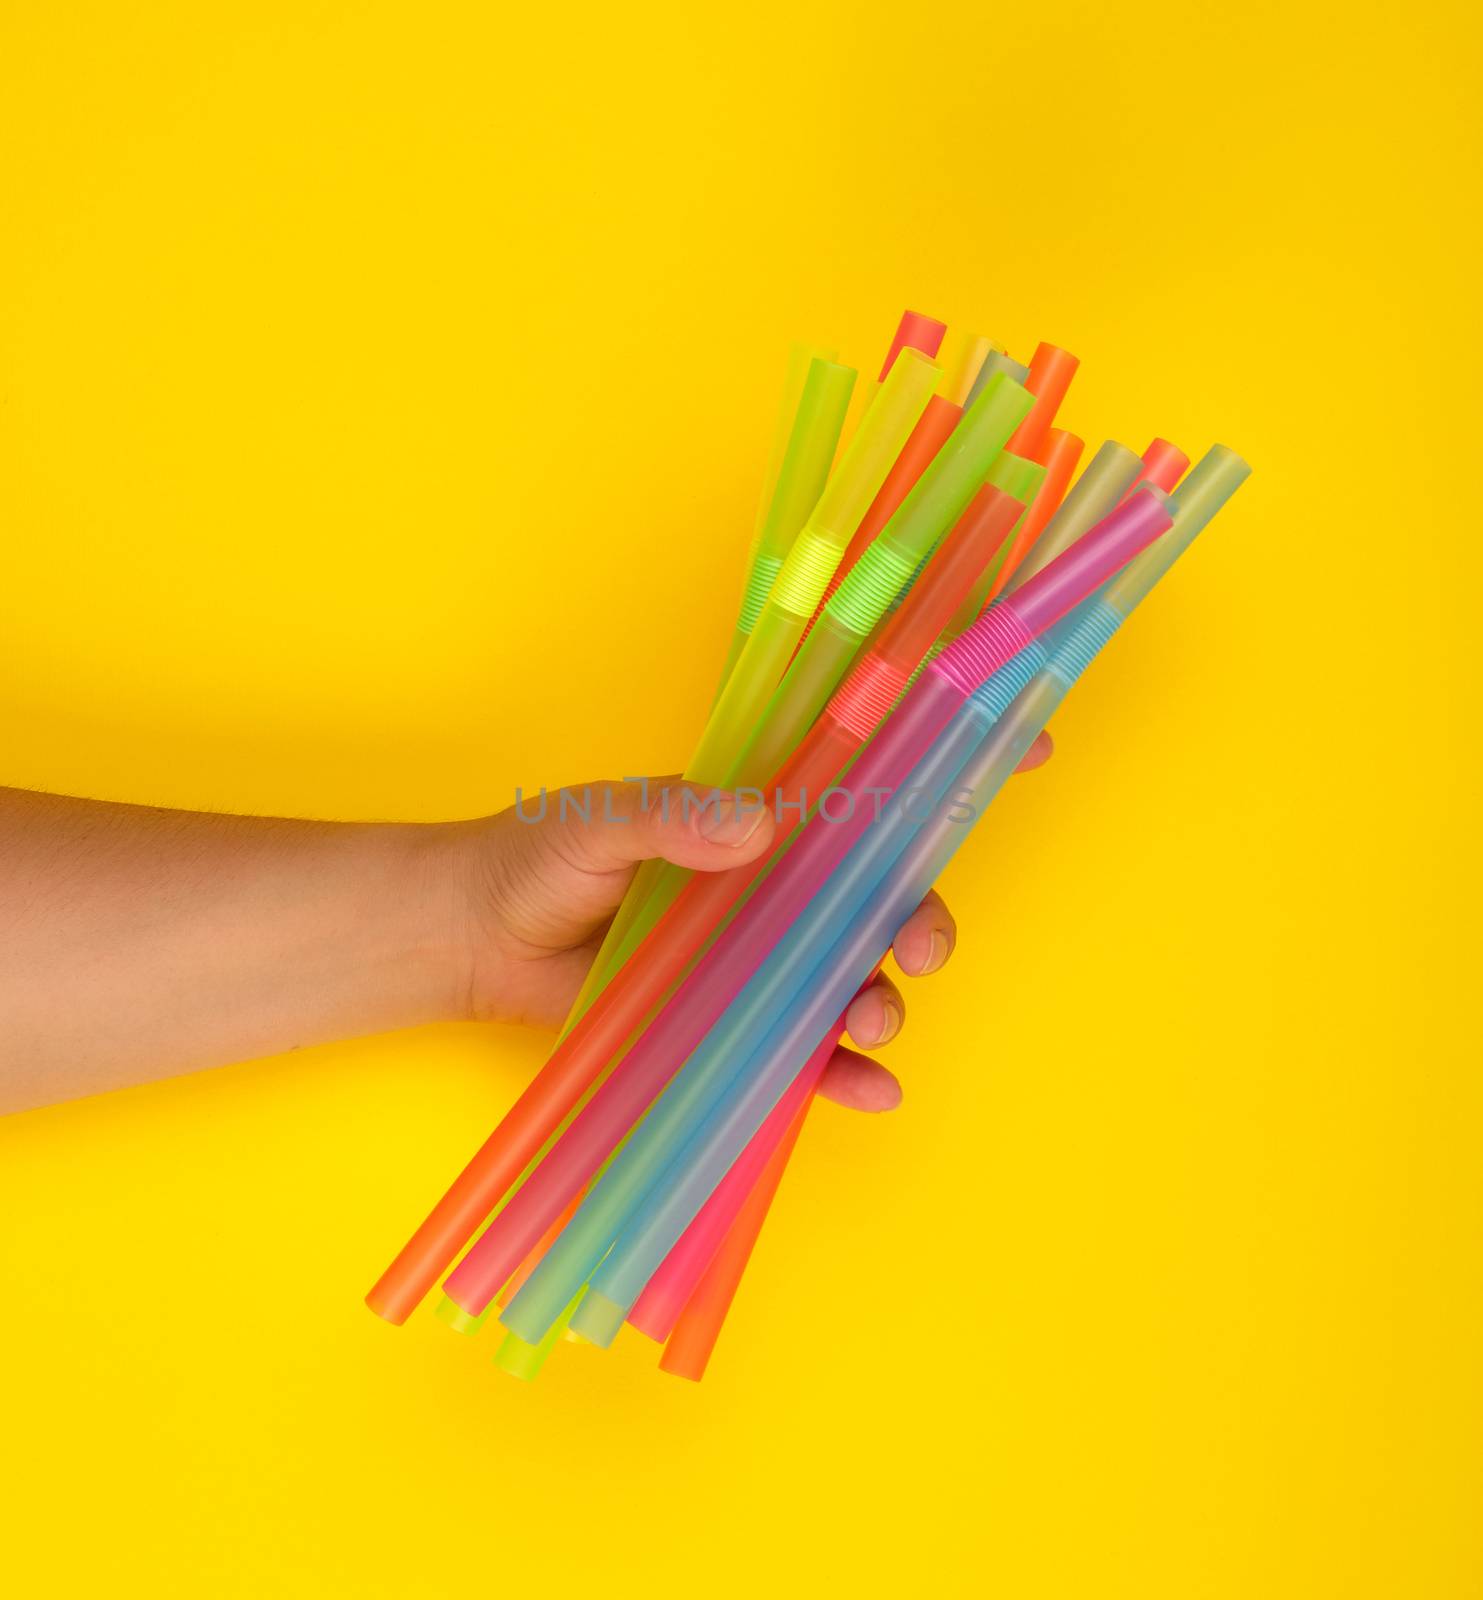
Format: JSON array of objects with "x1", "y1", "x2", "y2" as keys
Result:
[
  {"x1": 698, "y1": 797, "x2": 765, "y2": 847},
  {"x1": 921, "y1": 930, "x2": 951, "y2": 975},
  {"x1": 875, "y1": 995, "x2": 903, "y2": 1046}
]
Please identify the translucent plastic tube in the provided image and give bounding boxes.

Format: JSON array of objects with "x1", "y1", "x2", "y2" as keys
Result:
[
  {"x1": 484, "y1": 494, "x2": 1171, "y2": 1337},
  {"x1": 629, "y1": 966, "x2": 879, "y2": 1343},
  {"x1": 966, "y1": 349, "x2": 1028, "y2": 403},
  {"x1": 1120, "y1": 436, "x2": 1190, "y2": 502},
  {"x1": 492, "y1": 1290, "x2": 584, "y2": 1382},
  {"x1": 936, "y1": 330, "x2": 1000, "y2": 405},
  {"x1": 878, "y1": 309, "x2": 946, "y2": 379},
  {"x1": 1006, "y1": 438, "x2": 1141, "y2": 592},
  {"x1": 804, "y1": 395, "x2": 963, "y2": 641},
  {"x1": 658, "y1": 1072, "x2": 817, "y2": 1383},
  {"x1": 1006, "y1": 342, "x2": 1079, "y2": 460},
  {"x1": 743, "y1": 343, "x2": 835, "y2": 573},
  {"x1": 585, "y1": 358, "x2": 860, "y2": 995},
  {"x1": 983, "y1": 428, "x2": 1085, "y2": 601},
  {"x1": 943, "y1": 451, "x2": 1047, "y2": 636},
  {"x1": 576, "y1": 447, "x2": 1249, "y2": 1329},
  {"x1": 626, "y1": 1062, "x2": 818, "y2": 1344},
  {"x1": 681, "y1": 350, "x2": 941, "y2": 787},
  {"x1": 714, "y1": 351, "x2": 855, "y2": 702}
]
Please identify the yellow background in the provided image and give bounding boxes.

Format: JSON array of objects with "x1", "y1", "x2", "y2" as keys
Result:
[{"x1": 2, "y1": 2, "x2": 1479, "y2": 1595}]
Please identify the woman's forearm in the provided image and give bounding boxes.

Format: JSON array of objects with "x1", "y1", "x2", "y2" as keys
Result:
[{"x1": 0, "y1": 786, "x2": 470, "y2": 1114}]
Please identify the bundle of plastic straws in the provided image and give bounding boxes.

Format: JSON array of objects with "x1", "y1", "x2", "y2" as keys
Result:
[{"x1": 367, "y1": 310, "x2": 1251, "y2": 1381}]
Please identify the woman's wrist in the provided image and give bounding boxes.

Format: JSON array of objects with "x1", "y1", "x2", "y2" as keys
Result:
[{"x1": 387, "y1": 818, "x2": 491, "y2": 1027}]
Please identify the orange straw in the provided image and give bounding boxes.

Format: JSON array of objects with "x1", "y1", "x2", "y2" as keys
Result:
[
  {"x1": 1120, "y1": 437, "x2": 1190, "y2": 501},
  {"x1": 1005, "y1": 342, "x2": 1079, "y2": 460},
  {"x1": 983, "y1": 428, "x2": 1085, "y2": 602}
]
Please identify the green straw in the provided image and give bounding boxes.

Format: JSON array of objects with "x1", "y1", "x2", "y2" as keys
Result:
[
  {"x1": 714, "y1": 349, "x2": 854, "y2": 702},
  {"x1": 683, "y1": 348, "x2": 940, "y2": 784},
  {"x1": 574, "y1": 354, "x2": 859, "y2": 992},
  {"x1": 965, "y1": 349, "x2": 1029, "y2": 405}
]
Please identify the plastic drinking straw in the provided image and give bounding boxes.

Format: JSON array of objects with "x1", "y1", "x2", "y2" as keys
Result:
[
  {"x1": 365, "y1": 356, "x2": 943, "y2": 1327},
  {"x1": 485, "y1": 494, "x2": 1170, "y2": 1337},
  {"x1": 630, "y1": 962, "x2": 882, "y2": 1343},
  {"x1": 628, "y1": 1051, "x2": 823, "y2": 1344},
  {"x1": 431, "y1": 1188, "x2": 579, "y2": 1337},
  {"x1": 714, "y1": 353, "x2": 856, "y2": 702},
  {"x1": 1005, "y1": 439, "x2": 1142, "y2": 593},
  {"x1": 434, "y1": 1293, "x2": 492, "y2": 1336},
  {"x1": 936, "y1": 330, "x2": 1000, "y2": 406},
  {"x1": 803, "y1": 395, "x2": 964, "y2": 642},
  {"x1": 493, "y1": 1290, "x2": 585, "y2": 1382},
  {"x1": 574, "y1": 449, "x2": 1249, "y2": 1330},
  {"x1": 658, "y1": 1086, "x2": 814, "y2": 1382},
  {"x1": 618, "y1": 353, "x2": 851, "y2": 966},
  {"x1": 1006, "y1": 342, "x2": 1079, "y2": 460},
  {"x1": 942, "y1": 452, "x2": 1047, "y2": 637},
  {"x1": 965, "y1": 349, "x2": 1028, "y2": 405},
  {"x1": 583, "y1": 354, "x2": 853, "y2": 1002},
  {"x1": 738, "y1": 342, "x2": 836, "y2": 590},
  {"x1": 879, "y1": 309, "x2": 946, "y2": 379},
  {"x1": 497, "y1": 1191, "x2": 583, "y2": 1311},
  {"x1": 1119, "y1": 437, "x2": 1190, "y2": 502},
  {"x1": 983, "y1": 428, "x2": 1086, "y2": 603}
]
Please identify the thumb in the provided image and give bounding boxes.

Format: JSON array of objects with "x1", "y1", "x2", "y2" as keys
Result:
[{"x1": 543, "y1": 778, "x2": 776, "y2": 875}]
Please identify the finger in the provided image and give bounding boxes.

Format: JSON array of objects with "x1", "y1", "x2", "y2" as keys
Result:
[
  {"x1": 1015, "y1": 729, "x2": 1054, "y2": 772},
  {"x1": 891, "y1": 888, "x2": 956, "y2": 977},
  {"x1": 843, "y1": 973, "x2": 905, "y2": 1050},
  {"x1": 536, "y1": 777, "x2": 776, "y2": 876},
  {"x1": 817, "y1": 1045, "x2": 902, "y2": 1112}
]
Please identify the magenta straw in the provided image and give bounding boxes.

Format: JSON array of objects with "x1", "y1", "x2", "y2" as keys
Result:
[{"x1": 443, "y1": 492, "x2": 1172, "y2": 1319}]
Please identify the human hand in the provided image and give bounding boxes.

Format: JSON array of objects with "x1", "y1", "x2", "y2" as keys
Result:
[{"x1": 449, "y1": 739, "x2": 1052, "y2": 1113}]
